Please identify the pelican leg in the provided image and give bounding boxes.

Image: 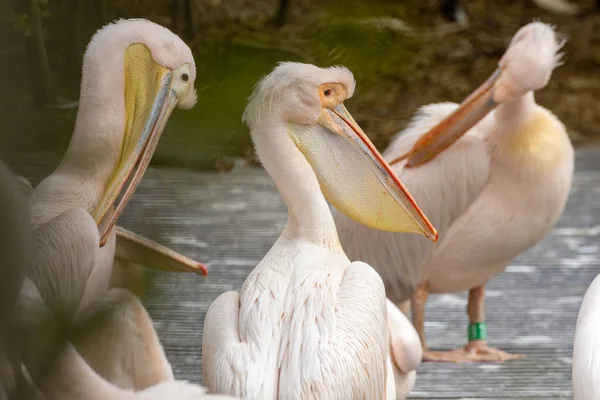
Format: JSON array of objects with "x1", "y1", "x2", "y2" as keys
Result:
[
  {"x1": 422, "y1": 285, "x2": 524, "y2": 362},
  {"x1": 71, "y1": 288, "x2": 173, "y2": 391},
  {"x1": 460, "y1": 285, "x2": 524, "y2": 362},
  {"x1": 410, "y1": 284, "x2": 429, "y2": 353}
]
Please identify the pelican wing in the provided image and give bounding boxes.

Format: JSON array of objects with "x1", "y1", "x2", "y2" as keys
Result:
[
  {"x1": 334, "y1": 102, "x2": 491, "y2": 302},
  {"x1": 29, "y1": 209, "x2": 98, "y2": 322},
  {"x1": 202, "y1": 291, "x2": 251, "y2": 397}
]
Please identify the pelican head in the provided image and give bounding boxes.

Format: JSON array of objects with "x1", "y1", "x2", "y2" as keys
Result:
[
  {"x1": 244, "y1": 62, "x2": 437, "y2": 240},
  {"x1": 494, "y1": 22, "x2": 563, "y2": 103},
  {"x1": 404, "y1": 21, "x2": 563, "y2": 167},
  {"x1": 72, "y1": 19, "x2": 197, "y2": 246}
]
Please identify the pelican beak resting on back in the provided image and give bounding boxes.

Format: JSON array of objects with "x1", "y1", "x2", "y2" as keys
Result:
[
  {"x1": 202, "y1": 62, "x2": 436, "y2": 400},
  {"x1": 29, "y1": 19, "x2": 207, "y2": 282},
  {"x1": 395, "y1": 22, "x2": 563, "y2": 167}
]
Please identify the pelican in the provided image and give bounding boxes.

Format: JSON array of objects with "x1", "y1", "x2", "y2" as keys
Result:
[
  {"x1": 573, "y1": 274, "x2": 600, "y2": 399},
  {"x1": 333, "y1": 21, "x2": 574, "y2": 362},
  {"x1": 202, "y1": 62, "x2": 437, "y2": 399},
  {"x1": 7, "y1": 179, "x2": 238, "y2": 399},
  {"x1": 27, "y1": 18, "x2": 207, "y2": 317},
  {"x1": 7, "y1": 18, "x2": 208, "y2": 393}
]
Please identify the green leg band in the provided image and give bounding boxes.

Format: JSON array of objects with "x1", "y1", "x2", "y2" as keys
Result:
[{"x1": 468, "y1": 322, "x2": 487, "y2": 342}]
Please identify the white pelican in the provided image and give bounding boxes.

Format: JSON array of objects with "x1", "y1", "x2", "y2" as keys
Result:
[
  {"x1": 573, "y1": 274, "x2": 600, "y2": 399},
  {"x1": 7, "y1": 18, "x2": 208, "y2": 393},
  {"x1": 27, "y1": 18, "x2": 206, "y2": 318},
  {"x1": 8, "y1": 192, "x2": 237, "y2": 399},
  {"x1": 202, "y1": 62, "x2": 437, "y2": 399},
  {"x1": 333, "y1": 21, "x2": 574, "y2": 362}
]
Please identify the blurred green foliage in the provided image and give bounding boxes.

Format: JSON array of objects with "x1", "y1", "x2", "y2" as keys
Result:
[{"x1": 2, "y1": 0, "x2": 598, "y2": 174}]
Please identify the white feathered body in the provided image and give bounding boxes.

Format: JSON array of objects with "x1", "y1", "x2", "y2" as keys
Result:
[
  {"x1": 334, "y1": 97, "x2": 573, "y2": 302},
  {"x1": 203, "y1": 231, "x2": 391, "y2": 399}
]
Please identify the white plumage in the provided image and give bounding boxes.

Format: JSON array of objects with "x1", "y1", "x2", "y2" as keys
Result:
[
  {"x1": 202, "y1": 62, "x2": 436, "y2": 399},
  {"x1": 3, "y1": 19, "x2": 219, "y2": 399}
]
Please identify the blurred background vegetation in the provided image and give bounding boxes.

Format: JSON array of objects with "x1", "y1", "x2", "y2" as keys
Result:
[{"x1": 1, "y1": 0, "x2": 599, "y2": 176}]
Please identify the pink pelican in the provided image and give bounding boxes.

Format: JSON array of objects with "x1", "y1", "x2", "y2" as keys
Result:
[
  {"x1": 202, "y1": 62, "x2": 438, "y2": 399},
  {"x1": 3, "y1": 18, "x2": 213, "y2": 397},
  {"x1": 333, "y1": 21, "x2": 574, "y2": 362},
  {"x1": 26, "y1": 18, "x2": 207, "y2": 317}
]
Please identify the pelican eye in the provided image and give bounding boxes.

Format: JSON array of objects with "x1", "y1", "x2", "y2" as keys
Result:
[
  {"x1": 324, "y1": 88, "x2": 332, "y2": 96},
  {"x1": 181, "y1": 73, "x2": 189, "y2": 82}
]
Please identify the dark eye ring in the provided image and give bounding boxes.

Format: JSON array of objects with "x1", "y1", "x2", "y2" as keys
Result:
[
  {"x1": 324, "y1": 88, "x2": 332, "y2": 96},
  {"x1": 181, "y1": 73, "x2": 189, "y2": 82}
]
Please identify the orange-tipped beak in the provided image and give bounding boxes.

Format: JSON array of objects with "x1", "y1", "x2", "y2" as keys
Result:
[{"x1": 115, "y1": 226, "x2": 208, "y2": 277}]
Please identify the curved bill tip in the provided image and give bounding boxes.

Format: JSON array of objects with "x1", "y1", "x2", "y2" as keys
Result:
[
  {"x1": 430, "y1": 228, "x2": 439, "y2": 243},
  {"x1": 115, "y1": 227, "x2": 209, "y2": 277}
]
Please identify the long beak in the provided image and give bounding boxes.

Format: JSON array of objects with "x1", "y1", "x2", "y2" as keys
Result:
[
  {"x1": 93, "y1": 71, "x2": 178, "y2": 247},
  {"x1": 115, "y1": 227, "x2": 208, "y2": 276},
  {"x1": 289, "y1": 104, "x2": 438, "y2": 241},
  {"x1": 404, "y1": 69, "x2": 501, "y2": 168}
]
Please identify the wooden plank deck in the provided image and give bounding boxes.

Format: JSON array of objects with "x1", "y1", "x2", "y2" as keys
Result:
[
  {"x1": 5, "y1": 144, "x2": 600, "y2": 399},
  {"x1": 116, "y1": 146, "x2": 599, "y2": 399}
]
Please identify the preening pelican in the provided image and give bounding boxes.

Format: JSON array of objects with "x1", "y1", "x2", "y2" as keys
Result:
[
  {"x1": 9, "y1": 187, "x2": 237, "y2": 399},
  {"x1": 202, "y1": 62, "x2": 437, "y2": 399},
  {"x1": 573, "y1": 274, "x2": 600, "y2": 399},
  {"x1": 27, "y1": 18, "x2": 206, "y2": 317},
  {"x1": 7, "y1": 18, "x2": 208, "y2": 393},
  {"x1": 333, "y1": 21, "x2": 574, "y2": 362}
]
